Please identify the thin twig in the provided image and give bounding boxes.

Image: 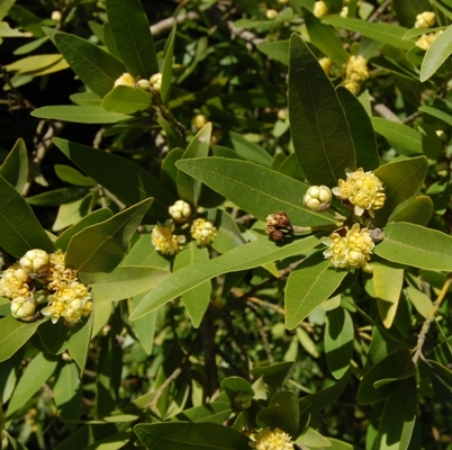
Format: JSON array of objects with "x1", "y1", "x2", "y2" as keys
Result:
[
  {"x1": 150, "y1": 12, "x2": 200, "y2": 37},
  {"x1": 145, "y1": 365, "x2": 184, "y2": 409}
]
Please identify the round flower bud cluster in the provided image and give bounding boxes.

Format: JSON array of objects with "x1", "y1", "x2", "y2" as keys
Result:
[
  {"x1": 250, "y1": 428, "x2": 294, "y2": 450},
  {"x1": 416, "y1": 31, "x2": 442, "y2": 50},
  {"x1": 313, "y1": 0, "x2": 329, "y2": 17},
  {"x1": 266, "y1": 9, "x2": 279, "y2": 20},
  {"x1": 318, "y1": 58, "x2": 345, "y2": 79},
  {"x1": 342, "y1": 55, "x2": 370, "y2": 95},
  {"x1": 114, "y1": 73, "x2": 136, "y2": 88},
  {"x1": 303, "y1": 185, "x2": 332, "y2": 211},
  {"x1": 150, "y1": 72, "x2": 162, "y2": 93},
  {"x1": 415, "y1": 11, "x2": 436, "y2": 28},
  {"x1": 332, "y1": 168, "x2": 386, "y2": 217},
  {"x1": 322, "y1": 223, "x2": 374, "y2": 272},
  {"x1": 0, "y1": 265, "x2": 30, "y2": 299},
  {"x1": 190, "y1": 218, "x2": 217, "y2": 246},
  {"x1": 169, "y1": 200, "x2": 192, "y2": 223},
  {"x1": 340, "y1": 6, "x2": 349, "y2": 18},
  {"x1": 152, "y1": 221, "x2": 187, "y2": 255},
  {"x1": 10, "y1": 297, "x2": 38, "y2": 322}
]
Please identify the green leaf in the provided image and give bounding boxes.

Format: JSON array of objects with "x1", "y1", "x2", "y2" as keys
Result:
[
  {"x1": 405, "y1": 287, "x2": 432, "y2": 319},
  {"x1": 54, "y1": 137, "x2": 175, "y2": 217},
  {"x1": 6, "y1": 54, "x2": 63, "y2": 74},
  {"x1": 26, "y1": 187, "x2": 88, "y2": 206},
  {"x1": 67, "y1": 316, "x2": 93, "y2": 373},
  {"x1": 55, "y1": 32, "x2": 126, "y2": 97},
  {"x1": 296, "y1": 427, "x2": 331, "y2": 448},
  {"x1": 211, "y1": 209, "x2": 246, "y2": 254},
  {"x1": 106, "y1": 0, "x2": 158, "y2": 78},
  {"x1": 0, "y1": 348, "x2": 23, "y2": 404},
  {"x1": 87, "y1": 266, "x2": 170, "y2": 302},
  {"x1": 66, "y1": 198, "x2": 153, "y2": 273},
  {"x1": 373, "y1": 263, "x2": 404, "y2": 329},
  {"x1": 174, "y1": 242, "x2": 211, "y2": 328},
  {"x1": 419, "y1": 105, "x2": 452, "y2": 126},
  {"x1": 130, "y1": 236, "x2": 321, "y2": 320},
  {"x1": 173, "y1": 402, "x2": 232, "y2": 425},
  {"x1": 372, "y1": 117, "x2": 423, "y2": 155},
  {"x1": 389, "y1": 195, "x2": 433, "y2": 226},
  {"x1": 322, "y1": 17, "x2": 412, "y2": 50},
  {"x1": 130, "y1": 295, "x2": 156, "y2": 355},
  {"x1": 303, "y1": 8, "x2": 349, "y2": 63},
  {"x1": 373, "y1": 156, "x2": 428, "y2": 226},
  {"x1": 0, "y1": 176, "x2": 54, "y2": 258},
  {"x1": 176, "y1": 157, "x2": 337, "y2": 226},
  {"x1": 357, "y1": 348, "x2": 415, "y2": 405},
  {"x1": 101, "y1": 85, "x2": 151, "y2": 115},
  {"x1": 285, "y1": 253, "x2": 348, "y2": 330},
  {"x1": 392, "y1": 0, "x2": 431, "y2": 28},
  {"x1": 298, "y1": 369, "x2": 350, "y2": 415},
  {"x1": 289, "y1": 34, "x2": 355, "y2": 187},
  {"x1": 54, "y1": 165, "x2": 96, "y2": 187},
  {"x1": 375, "y1": 378, "x2": 416, "y2": 450},
  {"x1": 31, "y1": 105, "x2": 131, "y2": 124},
  {"x1": 420, "y1": 24, "x2": 452, "y2": 82},
  {"x1": 325, "y1": 307, "x2": 354, "y2": 379},
  {"x1": 0, "y1": 138, "x2": 28, "y2": 193},
  {"x1": 135, "y1": 422, "x2": 251, "y2": 450},
  {"x1": 374, "y1": 222, "x2": 452, "y2": 271},
  {"x1": 336, "y1": 86, "x2": 380, "y2": 171},
  {"x1": 6, "y1": 352, "x2": 58, "y2": 418},
  {"x1": 251, "y1": 361, "x2": 294, "y2": 390},
  {"x1": 229, "y1": 132, "x2": 273, "y2": 166},
  {"x1": 221, "y1": 376, "x2": 254, "y2": 399},
  {"x1": 177, "y1": 123, "x2": 212, "y2": 207},
  {"x1": 70, "y1": 91, "x2": 102, "y2": 106},
  {"x1": 161, "y1": 26, "x2": 176, "y2": 106},
  {"x1": 257, "y1": 40, "x2": 289, "y2": 65},
  {"x1": 0, "y1": 316, "x2": 46, "y2": 363},
  {"x1": 37, "y1": 320, "x2": 70, "y2": 354}
]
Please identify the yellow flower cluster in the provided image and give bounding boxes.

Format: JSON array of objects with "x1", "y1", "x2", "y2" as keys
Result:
[
  {"x1": 190, "y1": 218, "x2": 217, "y2": 246},
  {"x1": 416, "y1": 31, "x2": 442, "y2": 50},
  {"x1": 332, "y1": 168, "x2": 386, "y2": 217},
  {"x1": 151, "y1": 221, "x2": 187, "y2": 255},
  {"x1": 322, "y1": 223, "x2": 374, "y2": 272},
  {"x1": 313, "y1": 0, "x2": 329, "y2": 17},
  {"x1": 0, "y1": 249, "x2": 92, "y2": 325},
  {"x1": 250, "y1": 428, "x2": 294, "y2": 450},
  {"x1": 342, "y1": 55, "x2": 370, "y2": 95},
  {"x1": 415, "y1": 11, "x2": 436, "y2": 28},
  {"x1": 113, "y1": 72, "x2": 163, "y2": 93}
]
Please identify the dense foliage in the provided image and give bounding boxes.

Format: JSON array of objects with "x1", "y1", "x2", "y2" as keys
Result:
[{"x1": 1, "y1": 0, "x2": 452, "y2": 449}]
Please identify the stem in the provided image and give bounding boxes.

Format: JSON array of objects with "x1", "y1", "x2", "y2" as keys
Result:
[{"x1": 412, "y1": 276, "x2": 452, "y2": 364}]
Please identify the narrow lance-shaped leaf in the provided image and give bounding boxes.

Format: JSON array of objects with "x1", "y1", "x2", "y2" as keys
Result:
[
  {"x1": 374, "y1": 222, "x2": 452, "y2": 271},
  {"x1": 101, "y1": 85, "x2": 151, "y2": 115},
  {"x1": 67, "y1": 316, "x2": 93, "y2": 374},
  {"x1": 130, "y1": 235, "x2": 321, "y2": 320},
  {"x1": 66, "y1": 198, "x2": 153, "y2": 273},
  {"x1": 55, "y1": 32, "x2": 126, "y2": 98},
  {"x1": 285, "y1": 252, "x2": 348, "y2": 329},
  {"x1": 106, "y1": 0, "x2": 158, "y2": 78},
  {"x1": 0, "y1": 176, "x2": 54, "y2": 258},
  {"x1": 420, "y1": 24, "x2": 452, "y2": 82},
  {"x1": 0, "y1": 138, "x2": 28, "y2": 193},
  {"x1": 289, "y1": 34, "x2": 355, "y2": 187},
  {"x1": 176, "y1": 157, "x2": 338, "y2": 227}
]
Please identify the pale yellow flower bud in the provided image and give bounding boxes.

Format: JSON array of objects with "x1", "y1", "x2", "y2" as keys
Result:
[
  {"x1": 345, "y1": 55, "x2": 369, "y2": 82},
  {"x1": 81, "y1": 300, "x2": 93, "y2": 317},
  {"x1": 342, "y1": 79, "x2": 361, "y2": 95},
  {"x1": 416, "y1": 31, "x2": 442, "y2": 50},
  {"x1": 169, "y1": 200, "x2": 192, "y2": 223},
  {"x1": 136, "y1": 79, "x2": 151, "y2": 90},
  {"x1": 19, "y1": 249, "x2": 49, "y2": 277},
  {"x1": 318, "y1": 57, "x2": 333, "y2": 75},
  {"x1": 11, "y1": 296, "x2": 37, "y2": 322},
  {"x1": 340, "y1": 6, "x2": 349, "y2": 18},
  {"x1": 266, "y1": 9, "x2": 279, "y2": 20},
  {"x1": 415, "y1": 11, "x2": 436, "y2": 28},
  {"x1": 303, "y1": 185, "x2": 332, "y2": 211},
  {"x1": 149, "y1": 72, "x2": 163, "y2": 92},
  {"x1": 114, "y1": 73, "x2": 136, "y2": 88},
  {"x1": 277, "y1": 0, "x2": 290, "y2": 4},
  {"x1": 0, "y1": 266, "x2": 30, "y2": 299},
  {"x1": 152, "y1": 222, "x2": 186, "y2": 255},
  {"x1": 41, "y1": 298, "x2": 66, "y2": 324},
  {"x1": 190, "y1": 218, "x2": 217, "y2": 246},
  {"x1": 251, "y1": 427, "x2": 294, "y2": 450},
  {"x1": 191, "y1": 114, "x2": 208, "y2": 130},
  {"x1": 62, "y1": 307, "x2": 82, "y2": 326},
  {"x1": 313, "y1": 1, "x2": 329, "y2": 17},
  {"x1": 51, "y1": 10, "x2": 62, "y2": 21}
]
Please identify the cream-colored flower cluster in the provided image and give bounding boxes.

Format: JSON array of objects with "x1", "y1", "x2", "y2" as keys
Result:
[
  {"x1": 113, "y1": 72, "x2": 163, "y2": 93},
  {"x1": 416, "y1": 31, "x2": 442, "y2": 50},
  {"x1": 0, "y1": 249, "x2": 92, "y2": 325},
  {"x1": 332, "y1": 168, "x2": 386, "y2": 217},
  {"x1": 303, "y1": 185, "x2": 332, "y2": 211},
  {"x1": 250, "y1": 428, "x2": 294, "y2": 450},
  {"x1": 322, "y1": 223, "x2": 374, "y2": 272},
  {"x1": 152, "y1": 200, "x2": 217, "y2": 255},
  {"x1": 342, "y1": 55, "x2": 370, "y2": 95},
  {"x1": 313, "y1": 0, "x2": 329, "y2": 17},
  {"x1": 415, "y1": 11, "x2": 436, "y2": 28}
]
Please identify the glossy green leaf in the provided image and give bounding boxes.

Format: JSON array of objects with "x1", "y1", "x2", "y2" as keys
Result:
[
  {"x1": 419, "y1": 105, "x2": 452, "y2": 126},
  {"x1": 0, "y1": 349, "x2": 23, "y2": 404},
  {"x1": 285, "y1": 253, "x2": 348, "y2": 330},
  {"x1": 303, "y1": 8, "x2": 349, "y2": 63},
  {"x1": 296, "y1": 427, "x2": 331, "y2": 448},
  {"x1": 211, "y1": 209, "x2": 246, "y2": 254},
  {"x1": 106, "y1": 0, "x2": 158, "y2": 78},
  {"x1": 130, "y1": 294, "x2": 156, "y2": 355},
  {"x1": 0, "y1": 0, "x2": 15, "y2": 21},
  {"x1": 325, "y1": 307, "x2": 354, "y2": 379},
  {"x1": 0, "y1": 176, "x2": 54, "y2": 258},
  {"x1": 392, "y1": 0, "x2": 431, "y2": 28},
  {"x1": 101, "y1": 85, "x2": 151, "y2": 115},
  {"x1": 389, "y1": 195, "x2": 433, "y2": 226},
  {"x1": 55, "y1": 32, "x2": 125, "y2": 97},
  {"x1": 174, "y1": 242, "x2": 211, "y2": 328},
  {"x1": 221, "y1": 376, "x2": 254, "y2": 399},
  {"x1": 161, "y1": 26, "x2": 176, "y2": 106},
  {"x1": 375, "y1": 222, "x2": 452, "y2": 271},
  {"x1": 336, "y1": 86, "x2": 380, "y2": 171},
  {"x1": 257, "y1": 40, "x2": 289, "y2": 65},
  {"x1": 31, "y1": 105, "x2": 131, "y2": 124},
  {"x1": 26, "y1": 187, "x2": 88, "y2": 206},
  {"x1": 229, "y1": 132, "x2": 273, "y2": 166},
  {"x1": 37, "y1": 320, "x2": 70, "y2": 354},
  {"x1": 6, "y1": 54, "x2": 63, "y2": 74},
  {"x1": 0, "y1": 138, "x2": 28, "y2": 193},
  {"x1": 54, "y1": 164, "x2": 96, "y2": 187},
  {"x1": 373, "y1": 263, "x2": 404, "y2": 329},
  {"x1": 373, "y1": 156, "x2": 428, "y2": 226},
  {"x1": 87, "y1": 266, "x2": 170, "y2": 302},
  {"x1": 67, "y1": 316, "x2": 93, "y2": 373},
  {"x1": 177, "y1": 123, "x2": 212, "y2": 206},
  {"x1": 299, "y1": 369, "x2": 350, "y2": 415},
  {"x1": 251, "y1": 361, "x2": 294, "y2": 390},
  {"x1": 135, "y1": 422, "x2": 251, "y2": 450},
  {"x1": 173, "y1": 402, "x2": 232, "y2": 425},
  {"x1": 372, "y1": 117, "x2": 423, "y2": 155},
  {"x1": 375, "y1": 377, "x2": 416, "y2": 450},
  {"x1": 420, "y1": 24, "x2": 452, "y2": 82},
  {"x1": 405, "y1": 286, "x2": 432, "y2": 318},
  {"x1": 130, "y1": 235, "x2": 321, "y2": 320},
  {"x1": 54, "y1": 138, "x2": 175, "y2": 217},
  {"x1": 289, "y1": 34, "x2": 355, "y2": 187},
  {"x1": 322, "y1": 17, "x2": 412, "y2": 50},
  {"x1": 66, "y1": 198, "x2": 152, "y2": 273},
  {"x1": 357, "y1": 348, "x2": 415, "y2": 405},
  {"x1": 6, "y1": 352, "x2": 58, "y2": 418},
  {"x1": 176, "y1": 157, "x2": 337, "y2": 226},
  {"x1": 70, "y1": 91, "x2": 102, "y2": 106}
]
